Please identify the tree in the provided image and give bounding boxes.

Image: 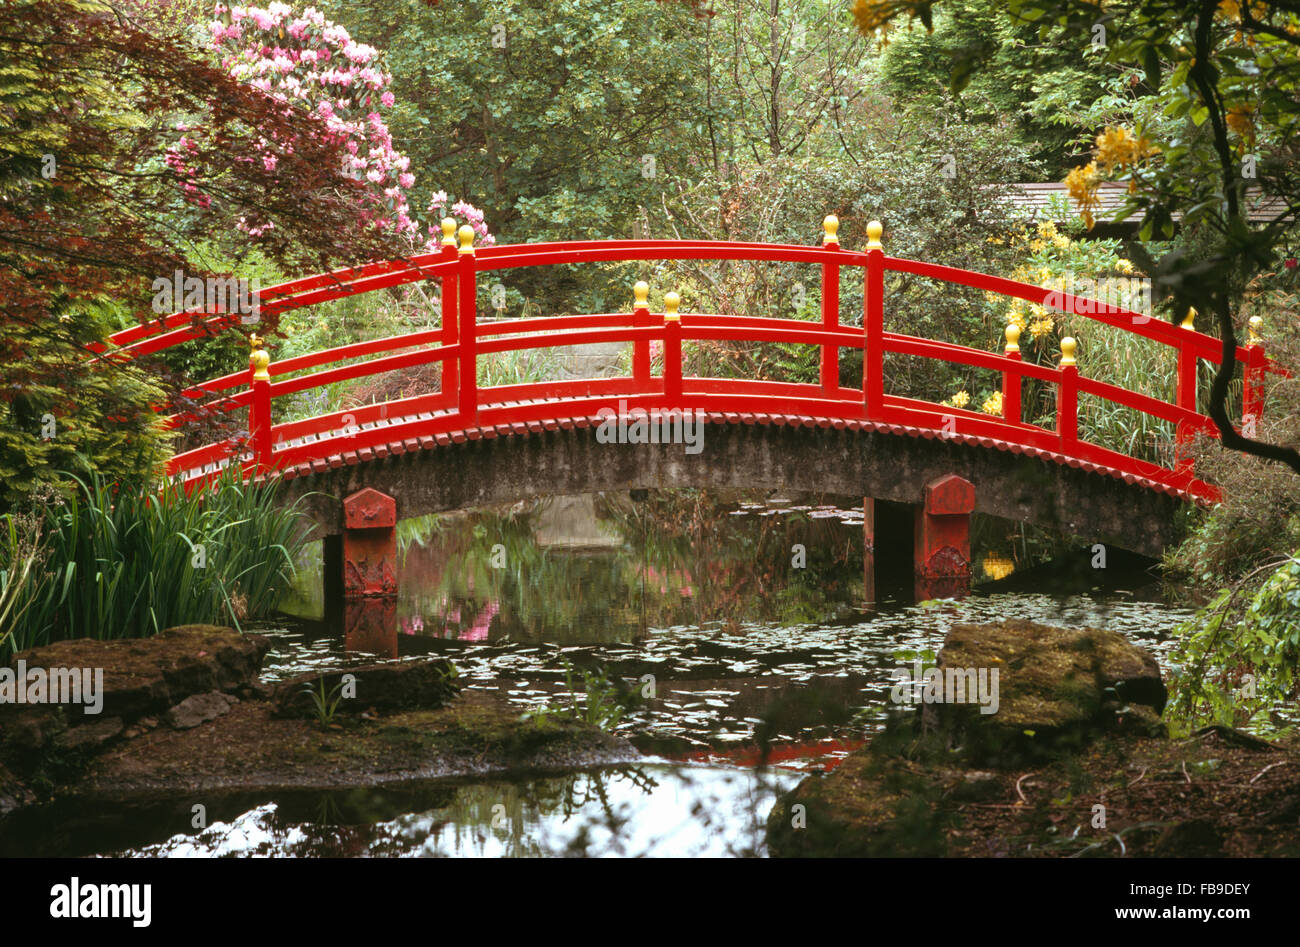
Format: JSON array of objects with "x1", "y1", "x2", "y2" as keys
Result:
[
  {"x1": 852, "y1": 0, "x2": 1300, "y2": 476},
  {"x1": 0, "y1": 0, "x2": 420, "y2": 506}
]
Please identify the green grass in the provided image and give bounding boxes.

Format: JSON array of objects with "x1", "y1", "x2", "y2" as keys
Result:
[{"x1": 0, "y1": 466, "x2": 315, "y2": 658}]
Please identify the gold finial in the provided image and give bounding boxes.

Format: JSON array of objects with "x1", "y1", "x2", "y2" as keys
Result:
[
  {"x1": 458, "y1": 225, "x2": 475, "y2": 254},
  {"x1": 249, "y1": 335, "x2": 270, "y2": 382},
  {"x1": 441, "y1": 218, "x2": 457, "y2": 247},
  {"x1": 1004, "y1": 322, "x2": 1021, "y2": 353},
  {"x1": 1248, "y1": 315, "x2": 1264, "y2": 344},
  {"x1": 664, "y1": 291, "x2": 680, "y2": 321},
  {"x1": 866, "y1": 220, "x2": 883, "y2": 250},
  {"x1": 1060, "y1": 336, "x2": 1077, "y2": 367},
  {"x1": 823, "y1": 215, "x2": 839, "y2": 246},
  {"x1": 1181, "y1": 306, "x2": 1196, "y2": 330},
  {"x1": 633, "y1": 280, "x2": 650, "y2": 310}
]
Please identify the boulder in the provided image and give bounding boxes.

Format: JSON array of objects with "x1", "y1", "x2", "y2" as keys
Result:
[
  {"x1": 271, "y1": 658, "x2": 461, "y2": 719},
  {"x1": 2, "y1": 625, "x2": 269, "y2": 727},
  {"x1": 163, "y1": 692, "x2": 238, "y2": 730},
  {"x1": 920, "y1": 619, "x2": 1166, "y2": 764}
]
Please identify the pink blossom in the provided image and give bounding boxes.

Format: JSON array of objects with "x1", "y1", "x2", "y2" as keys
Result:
[{"x1": 380, "y1": 90, "x2": 395, "y2": 108}]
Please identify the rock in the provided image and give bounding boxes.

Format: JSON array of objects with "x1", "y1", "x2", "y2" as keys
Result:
[
  {"x1": 51, "y1": 717, "x2": 124, "y2": 752},
  {"x1": 271, "y1": 659, "x2": 461, "y2": 719},
  {"x1": 920, "y1": 619, "x2": 1166, "y2": 765},
  {"x1": 164, "y1": 692, "x2": 238, "y2": 730},
  {"x1": 2, "y1": 625, "x2": 269, "y2": 726}
]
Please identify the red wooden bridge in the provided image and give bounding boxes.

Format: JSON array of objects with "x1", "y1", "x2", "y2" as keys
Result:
[{"x1": 101, "y1": 217, "x2": 1279, "y2": 598}]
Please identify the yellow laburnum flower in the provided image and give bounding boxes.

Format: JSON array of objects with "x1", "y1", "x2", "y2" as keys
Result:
[{"x1": 981, "y1": 391, "x2": 1004, "y2": 417}]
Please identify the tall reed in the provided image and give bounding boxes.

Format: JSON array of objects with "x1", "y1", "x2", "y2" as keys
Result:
[{"x1": 0, "y1": 467, "x2": 314, "y2": 658}]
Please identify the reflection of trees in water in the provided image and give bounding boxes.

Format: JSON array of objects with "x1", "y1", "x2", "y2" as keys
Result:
[{"x1": 396, "y1": 490, "x2": 866, "y2": 645}]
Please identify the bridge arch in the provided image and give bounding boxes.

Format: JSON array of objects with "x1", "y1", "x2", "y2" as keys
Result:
[{"x1": 275, "y1": 413, "x2": 1184, "y2": 558}]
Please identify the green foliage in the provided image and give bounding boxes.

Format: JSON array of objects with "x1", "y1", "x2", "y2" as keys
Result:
[
  {"x1": 0, "y1": 317, "x2": 174, "y2": 511},
  {"x1": 303, "y1": 675, "x2": 348, "y2": 726},
  {"x1": 1168, "y1": 552, "x2": 1300, "y2": 734},
  {"x1": 877, "y1": 0, "x2": 1111, "y2": 175},
  {"x1": 0, "y1": 467, "x2": 314, "y2": 658},
  {"x1": 528, "y1": 660, "x2": 629, "y2": 731}
]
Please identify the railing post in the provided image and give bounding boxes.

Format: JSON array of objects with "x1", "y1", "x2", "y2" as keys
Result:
[
  {"x1": 820, "y1": 215, "x2": 841, "y2": 395},
  {"x1": 663, "y1": 291, "x2": 682, "y2": 406},
  {"x1": 1175, "y1": 307, "x2": 1197, "y2": 473},
  {"x1": 1057, "y1": 336, "x2": 1078, "y2": 450},
  {"x1": 1002, "y1": 322, "x2": 1022, "y2": 424},
  {"x1": 457, "y1": 224, "x2": 478, "y2": 425},
  {"x1": 863, "y1": 220, "x2": 884, "y2": 418},
  {"x1": 248, "y1": 333, "x2": 272, "y2": 472},
  {"x1": 1243, "y1": 315, "x2": 1265, "y2": 437},
  {"x1": 439, "y1": 218, "x2": 459, "y2": 407},
  {"x1": 632, "y1": 280, "x2": 651, "y2": 385}
]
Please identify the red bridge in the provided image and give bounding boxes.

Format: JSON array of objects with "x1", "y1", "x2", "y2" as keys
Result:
[{"x1": 103, "y1": 218, "x2": 1279, "y2": 600}]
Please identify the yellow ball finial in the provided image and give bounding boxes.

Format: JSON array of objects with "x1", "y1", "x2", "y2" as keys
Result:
[
  {"x1": 458, "y1": 225, "x2": 475, "y2": 254},
  {"x1": 866, "y1": 220, "x2": 883, "y2": 250},
  {"x1": 1181, "y1": 306, "x2": 1196, "y2": 330},
  {"x1": 1248, "y1": 315, "x2": 1264, "y2": 344},
  {"x1": 249, "y1": 336, "x2": 271, "y2": 382},
  {"x1": 1004, "y1": 322, "x2": 1021, "y2": 353},
  {"x1": 1060, "y1": 336, "x2": 1078, "y2": 367},
  {"x1": 633, "y1": 280, "x2": 650, "y2": 309},
  {"x1": 664, "y1": 291, "x2": 680, "y2": 321},
  {"x1": 441, "y1": 218, "x2": 457, "y2": 247},
  {"x1": 823, "y1": 215, "x2": 839, "y2": 246}
]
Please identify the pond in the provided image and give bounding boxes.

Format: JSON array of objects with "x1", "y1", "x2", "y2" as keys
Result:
[{"x1": 50, "y1": 490, "x2": 1205, "y2": 857}]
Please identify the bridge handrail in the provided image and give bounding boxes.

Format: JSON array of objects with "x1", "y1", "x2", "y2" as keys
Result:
[{"x1": 142, "y1": 219, "x2": 1281, "y2": 503}]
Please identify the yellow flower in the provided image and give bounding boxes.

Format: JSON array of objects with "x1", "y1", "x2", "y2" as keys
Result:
[
  {"x1": 1115, "y1": 258, "x2": 1134, "y2": 275},
  {"x1": 981, "y1": 391, "x2": 1004, "y2": 417},
  {"x1": 944, "y1": 390, "x2": 970, "y2": 409},
  {"x1": 1029, "y1": 317, "x2": 1055, "y2": 339},
  {"x1": 1052, "y1": 234, "x2": 1071, "y2": 250}
]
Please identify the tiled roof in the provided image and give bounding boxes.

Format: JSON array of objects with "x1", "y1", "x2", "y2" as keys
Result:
[{"x1": 1001, "y1": 182, "x2": 1288, "y2": 224}]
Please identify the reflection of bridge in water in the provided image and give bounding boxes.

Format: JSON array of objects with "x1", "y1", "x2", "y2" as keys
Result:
[{"x1": 109, "y1": 217, "x2": 1281, "y2": 631}]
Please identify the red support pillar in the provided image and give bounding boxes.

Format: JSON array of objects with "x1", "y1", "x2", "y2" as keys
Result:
[
  {"x1": 457, "y1": 225, "x2": 478, "y2": 425},
  {"x1": 342, "y1": 487, "x2": 398, "y2": 599},
  {"x1": 439, "y1": 220, "x2": 459, "y2": 409},
  {"x1": 248, "y1": 334, "x2": 272, "y2": 473},
  {"x1": 914, "y1": 474, "x2": 975, "y2": 601},
  {"x1": 1175, "y1": 308, "x2": 1197, "y2": 474},
  {"x1": 344, "y1": 598, "x2": 399, "y2": 658},
  {"x1": 1057, "y1": 337, "x2": 1078, "y2": 452},
  {"x1": 663, "y1": 291, "x2": 682, "y2": 406},
  {"x1": 1242, "y1": 316, "x2": 1266, "y2": 437},
  {"x1": 1001, "y1": 323, "x2": 1022, "y2": 424},
  {"x1": 632, "y1": 280, "x2": 651, "y2": 386},
  {"x1": 821, "y1": 215, "x2": 841, "y2": 395},
  {"x1": 863, "y1": 220, "x2": 884, "y2": 419}
]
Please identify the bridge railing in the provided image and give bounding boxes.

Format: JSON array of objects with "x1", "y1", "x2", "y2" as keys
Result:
[{"x1": 111, "y1": 217, "x2": 1279, "y2": 501}]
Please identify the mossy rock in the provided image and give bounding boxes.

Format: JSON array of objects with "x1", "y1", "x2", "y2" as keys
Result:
[
  {"x1": 272, "y1": 659, "x2": 462, "y2": 719},
  {"x1": 920, "y1": 619, "x2": 1166, "y2": 765}
]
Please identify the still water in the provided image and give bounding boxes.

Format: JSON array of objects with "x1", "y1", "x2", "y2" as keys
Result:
[{"x1": 71, "y1": 491, "x2": 1206, "y2": 856}]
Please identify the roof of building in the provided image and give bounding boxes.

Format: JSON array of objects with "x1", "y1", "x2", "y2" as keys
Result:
[{"x1": 1001, "y1": 182, "x2": 1288, "y2": 225}]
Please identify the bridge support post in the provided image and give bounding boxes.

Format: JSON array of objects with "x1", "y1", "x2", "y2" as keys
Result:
[
  {"x1": 913, "y1": 474, "x2": 975, "y2": 601},
  {"x1": 440, "y1": 219, "x2": 459, "y2": 411},
  {"x1": 863, "y1": 220, "x2": 884, "y2": 419},
  {"x1": 1243, "y1": 316, "x2": 1265, "y2": 436},
  {"x1": 342, "y1": 488, "x2": 398, "y2": 599},
  {"x1": 1175, "y1": 308, "x2": 1198, "y2": 474},
  {"x1": 863, "y1": 497, "x2": 876, "y2": 607},
  {"x1": 821, "y1": 215, "x2": 841, "y2": 395}
]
